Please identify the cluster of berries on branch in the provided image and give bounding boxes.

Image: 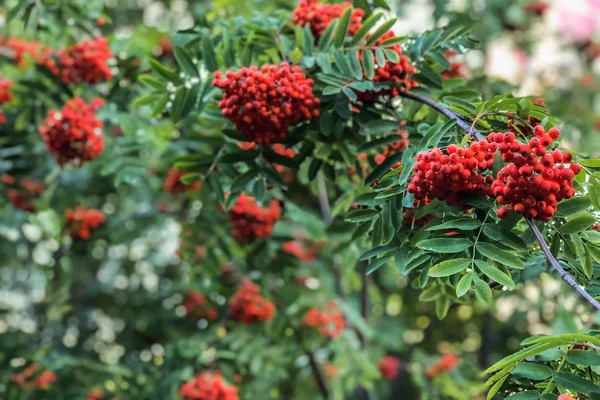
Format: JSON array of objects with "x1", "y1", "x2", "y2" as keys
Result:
[
  {"x1": 11, "y1": 364, "x2": 56, "y2": 390},
  {"x1": 407, "y1": 143, "x2": 496, "y2": 206},
  {"x1": 357, "y1": 31, "x2": 418, "y2": 101},
  {"x1": 38, "y1": 97, "x2": 105, "y2": 166},
  {"x1": 2, "y1": 174, "x2": 44, "y2": 212},
  {"x1": 179, "y1": 371, "x2": 239, "y2": 400},
  {"x1": 163, "y1": 168, "x2": 200, "y2": 193},
  {"x1": 65, "y1": 206, "x2": 106, "y2": 240},
  {"x1": 492, "y1": 127, "x2": 580, "y2": 221},
  {"x1": 229, "y1": 280, "x2": 275, "y2": 324},
  {"x1": 378, "y1": 355, "x2": 401, "y2": 380},
  {"x1": 424, "y1": 353, "x2": 460, "y2": 378},
  {"x1": 228, "y1": 193, "x2": 281, "y2": 242},
  {"x1": 292, "y1": 0, "x2": 364, "y2": 39},
  {"x1": 407, "y1": 126, "x2": 580, "y2": 221},
  {"x1": 183, "y1": 290, "x2": 218, "y2": 320},
  {"x1": 0, "y1": 78, "x2": 13, "y2": 104},
  {"x1": 56, "y1": 37, "x2": 113, "y2": 84},
  {"x1": 303, "y1": 301, "x2": 345, "y2": 339},
  {"x1": 213, "y1": 63, "x2": 319, "y2": 145}
]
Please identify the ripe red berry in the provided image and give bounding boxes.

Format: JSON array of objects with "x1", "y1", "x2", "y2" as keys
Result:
[{"x1": 497, "y1": 207, "x2": 509, "y2": 219}]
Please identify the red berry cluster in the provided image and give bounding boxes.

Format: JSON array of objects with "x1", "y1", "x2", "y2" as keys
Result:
[
  {"x1": 213, "y1": 63, "x2": 320, "y2": 145},
  {"x1": 378, "y1": 355, "x2": 401, "y2": 380},
  {"x1": 179, "y1": 371, "x2": 239, "y2": 400},
  {"x1": 0, "y1": 78, "x2": 13, "y2": 104},
  {"x1": 358, "y1": 31, "x2": 418, "y2": 102},
  {"x1": 303, "y1": 301, "x2": 345, "y2": 339},
  {"x1": 57, "y1": 37, "x2": 113, "y2": 84},
  {"x1": 2, "y1": 174, "x2": 44, "y2": 212},
  {"x1": 0, "y1": 37, "x2": 53, "y2": 68},
  {"x1": 282, "y1": 240, "x2": 318, "y2": 261},
  {"x1": 407, "y1": 142, "x2": 496, "y2": 206},
  {"x1": 492, "y1": 127, "x2": 580, "y2": 221},
  {"x1": 87, "y1": 388, "x2": 109, "y2": 400},
  {"x1": 229, "y1": 280, "x2": 275, "y2": 324},
  {"x1": 441, "y1": 50, "x2": 465, "y2": 79},
  {"x1": 228, "y1": 193, "x2": 281, "y2": 242},
  {"x1": 163, "y1": 168, "x2": 200, "y2": 194},
  {"x1": 12, "y1": 364, "x2": 56, "y2": 390},
  {"x1": 424, "y1": 353, "x2": 460, "y2": 378},
  {"x1": 292, "y1": 0, "x2": 364, "y2": 40},
  {"x1": 183, "y1": 290, "x2": 217, "y2": 320},
  {"x1": 38, "y1": 97, "x2": 105, "y2": 166},
  {"x1": 375, "y1": 130, "x2": 409, "y2": 167},
  {"x1": 65, "y1": 206, "x2": 106, "y2": 240}
]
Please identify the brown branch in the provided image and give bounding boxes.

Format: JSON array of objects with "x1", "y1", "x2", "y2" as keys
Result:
[{"x1": 398, "y1": 91, "x2": 600, "y2": 311}]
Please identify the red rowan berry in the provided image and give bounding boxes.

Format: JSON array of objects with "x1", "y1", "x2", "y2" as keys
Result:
[
  {"x1": 292, "y1": 0, "x2": 364, "y2": 40},
  {"x1": 57, "y1": 37, "x2": 113, "y2": 84},
  {"x1": 179, "y1": 371, "x2": 238, "y2": 400},
  {"x1": 214, "y1": 63, "x2": 319, "y2": 145},
  {"x1": 38, "y1": 97, "x2": 105, "y2": 166},
  {"x1": 357, "y1": 31, "x2": 418, "y2": 101},
  {"x1": 0, "y1": 78, "x2": 13, "y2": 104},
  {"x1": 303, "y1": 301, "x2": 345, "y2": 339},
  {"x1": 228, "y1": 194, "x2": 281, "y2": 242},
  {"x1": 378, "y1": 356, "x2": 400, "y2": 380},
  {"x1": 497, "y1": 207, "x2": 509, "y2": 219},
  {"x1": 65, "y1": 206, "x2": 106, "y2": 240},
  {"x1": 229, "y1": 280, "x2": 275, "y2": 324}
]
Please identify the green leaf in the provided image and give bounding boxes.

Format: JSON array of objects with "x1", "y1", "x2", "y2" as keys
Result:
[
  {"x1": 139, "y1": 75, "x2": 167, "y2": 91},
  {"x1": 359, "y1": 119, "x2": 399, "y2": 136},
  {"x1": 426, "y1": 218, "x2": 480, "y2": 231},
  {"x1": 231, "y1": 169, "x2": 260, "y2": 192},
  {"x1": 475, "y1": 260, "x2": 515, "y2": 288},
  {"x1": 474, "y1": 276, "x2": 492, "y2": 305},
  {"x1": 486, "y1": 371, "x2": 508, "y2": 400},
  {"x1": 174, "y1": 46, "x2": 199, "y2": 77},
  {"x1": 476, "y1": 242, "x2": 524, "y2": 269},
  {"x1": 359, "y1": 243, "x2": 396, "y2": 260},
  {"x1": 333, "y1": 7, "x2": 353, "y2": 47},
  {"x1": 220, "y1": 150, "x2": 260, "y2": 163},
  {"x1": 7, "y1": 0, "x2": 30, "y2": 23},
  {"x1": 318, "y1": 21, "x2": 336, "y2": 50},
  {"x1": 558, "y1": 213, "x2": 596, "y2": 235},
  {"x1": 586, "y1": 244, "x2": 600, "y2": 264},
  {"x1": 511, "y1": 362, "x2": 553, "y2": 380},
  {"x1": 566, "y1": 349, "x2": 600, "y2": 366},
  {"x1": 346, "y1": 209, "x2": 380, "y2": 222},
  {"x1": 202, "y1": 36, "x2": 218, "y2": 71},
  {"x1": 418, "y1": 285, "x2": 441, "y2": 301},
  {"x1": 351, "y1": 12, "x2": 383, "y2": 45},
  {"x1": 555, "y1": 196, "x2": 592, "y2": 217},
  {"x1": 365, "y1": 152, "x2": 403, "y2": 186},
  {"x1": 365, "y1": 256, "x2": 392, "y2": 275},
  {"x1": 482, "y1": 224, "x2": 528, "y2": 251},
  {"x1": 428, "y1": 258, "x2": 471, "y2": 277},
  {"x1": 366, "y1": 19, "x2": 397, "y2": 45},
  {"x1": 308, "y1": 159, "x2": 322, "y2": 180},
  {"x1": 582, "y1": 230, "x2": 600, "y2": 243},
  {"x1": 394, "y1": 247, "x2": 409, "y2": 274},
  {"x1": 348, "y1": 50, "x2": 363, "y2": 80},
  {"x1": 417, "y1": 238, "x2": 473, "y2": 253},
  {"x1": 435, "y1": 297, "x2": 450, "y2": 319},
  {"x1": 579, "y1": 158, "x2": 600, "y2": 167},
  {"x1": 456, "y1": 273, "x2": 472, "y2": 297},
  {"x1": 554, "y1": 371, "x2": 600, "y2": 394},
  {"x1": 151, "y1": 94, "x2": 170, "y2": 117},
  {"x1": 150, "y1": 59, "x2": 181, "y2": 83},
  {"x1": 362, "y1": 49, "x2": 375, "y2": 80},
  {"x1": 492, "y1": 150, "x2": 504, "y2": 177},
  {"x1": 171, "y1": 85, "x2": 199, "y2": 122}
]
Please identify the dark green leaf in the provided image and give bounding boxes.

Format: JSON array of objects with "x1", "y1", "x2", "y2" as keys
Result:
[
  {"x1": 428, "y1": 258, "x2": 471, "y2": 277},
  {"x1": 475, "y1": 260, "x2": 515, "y2": 288},
  {"x1": 174, "y1": 46, "x2": 199, "y2": 77},
  {"x1": 416, "y1": 238, "x2": 473, "y2": 253},
  {"x1": 476, "y1": 242, "x2": 524, "y2": 269}
]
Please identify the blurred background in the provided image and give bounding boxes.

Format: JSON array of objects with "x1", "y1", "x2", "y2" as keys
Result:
[{"x1": 2, "y1": 0, "x2": 600, "y2": 399}]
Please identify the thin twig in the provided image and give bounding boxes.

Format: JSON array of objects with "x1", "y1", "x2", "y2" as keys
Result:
[{"x1": 398, "y1": 91, "x2": 600, "y2": 312}]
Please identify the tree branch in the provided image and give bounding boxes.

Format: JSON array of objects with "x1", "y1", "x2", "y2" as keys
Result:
[{"x1": 398, "y1": 91, "x2": 600, "y2": 312}]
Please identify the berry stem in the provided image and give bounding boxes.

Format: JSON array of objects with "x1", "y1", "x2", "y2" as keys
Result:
[{"x1": 398, "y1": 91, "x2": 600, "y2": 312}]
